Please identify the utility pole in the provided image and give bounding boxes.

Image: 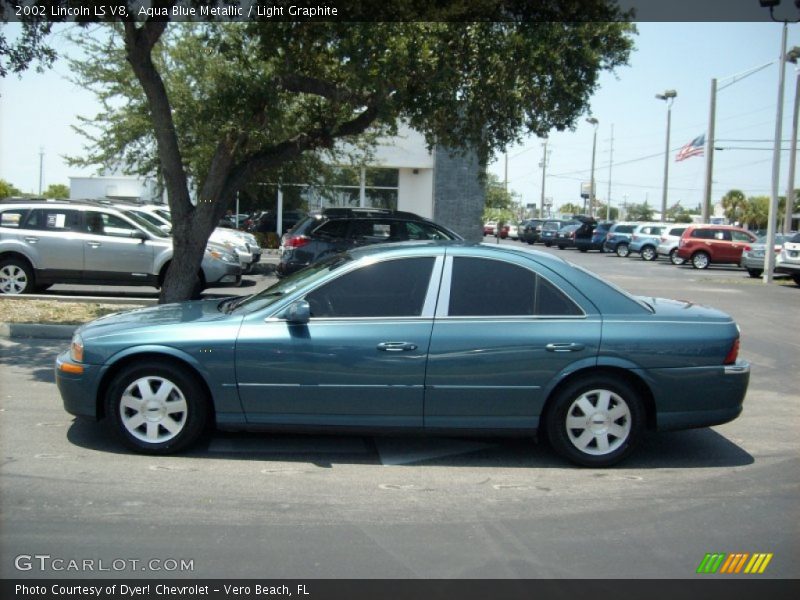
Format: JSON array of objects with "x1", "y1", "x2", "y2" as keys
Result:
[
  {"x1": 539, "y1": 138, "x2": 548, "y2": 217},
  {"x1": 504, "y1": 152, "x2": 508, "y2": 194},
  {"x1": 38, "y1": 147, "x2": 44, "y2": 196},
  {"x1": 606, "y1": 124, "x2": 614, "y2": 221},
  {"x1": 656, "y1": 90, "x2": 677, "y2": 222}
]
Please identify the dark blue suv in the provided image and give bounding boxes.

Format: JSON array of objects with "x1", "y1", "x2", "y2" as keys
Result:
[
  {"x1": 603, "y1": 222, "x2": 638, "y2": 257},
  {"x1": 575, "y1": 221, "x2": 614, "y2": 253}
]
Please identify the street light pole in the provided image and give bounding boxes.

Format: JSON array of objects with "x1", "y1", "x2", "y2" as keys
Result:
[
  {"x1": 764, "y1": 21, "x2": 788, "y2": 284},
  {"x1": 656, "y1": 90, "x2": 677, "y2": 222},
  {"x1": 784, "y1": 47, "x2": 800, "y2": 234},
  {"x1": 539, "y1": 138, "x2": 548, "y2": 218},
  {"x1": 586, "y1": 117, "x2": 599, "y2": 219}
]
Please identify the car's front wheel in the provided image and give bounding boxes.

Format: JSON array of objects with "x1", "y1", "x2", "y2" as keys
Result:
[
  {"x1": 616, "y1": 243, "x2": 630, "y2": 258},
  {"x1": 691, "y1": 251, "x2": 710, "y2": 269},
  {"x1": 106, "y1": 361, "x2": 210, "y2": 454},
  {"x1": 792, "y1": 274, "x2": 800, "y2": 286},
  {"x1": 641, "y1": 246, "x2": 657, "y2": 261},
  {"x1": 0, "y1": 258, "x2": 34, "y2": 295},
  {"x1": 545, "y1": 376, "x2": 644, "y2": 467}
]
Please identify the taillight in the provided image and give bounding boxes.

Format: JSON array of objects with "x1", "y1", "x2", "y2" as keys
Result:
[
  {"x1": 632, "y1": 234, "x2": 638, "y2": 241},
  {"x1": 679, "y1": 238, "x2": 686, "y2": 247},
  {"x1": 660, "y1": 236, "x2": 667, "y2": 243},
  {"x1": 606, "y1": 233, "x2": 612, "y2": 241},
  {"x1": 724, "y1": 337, "x2": 740, "y2": 365},
  {"x1": 285, "y1": 235, "x2": 310, "y2": 248}
]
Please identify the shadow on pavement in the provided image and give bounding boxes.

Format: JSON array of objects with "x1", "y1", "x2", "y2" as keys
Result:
[
  {"x1": 65, "y1": 419, "x2": 754, "y2": 470},
  {"x1": 0, "y1": 338, "x2": 60, "y2": 383}
]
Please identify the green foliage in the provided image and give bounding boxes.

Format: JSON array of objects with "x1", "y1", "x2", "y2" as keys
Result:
[
  {"x1": 0, "y1": 179, "x2": 21, "y2": 198},
  {"x1": 484, "y1": 172, "x2": 515, "y2": 211},
  {"x1": 0, "y1": 19, "x2": 55, "y2": 78},
  {"x1": 673, "y1": 213, "x2": 694, "y2": 223},
  {"x1": 43, "y1": 183, "x2": 69, "y2": 198},
  {"x1": 559, "y1": 202, "x2": 583, "y2": 216},
  {"x1": 721, "y1": 189, "x2": 747, "y2": 224},
  {"x1": 626, "y1": 202, "x2": 654, "y2": 221}
]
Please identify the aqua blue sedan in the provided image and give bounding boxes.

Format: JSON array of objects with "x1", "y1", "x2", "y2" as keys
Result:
[{"x1": 55, "y1": 242, "x2": 750, "y2": 467}]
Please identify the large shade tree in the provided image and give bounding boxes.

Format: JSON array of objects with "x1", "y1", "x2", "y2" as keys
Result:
[{"x1": 6, "y1": 3, "x2": 636, "y2": 302}]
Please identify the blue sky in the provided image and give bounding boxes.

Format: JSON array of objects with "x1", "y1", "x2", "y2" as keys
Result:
[{"x1": 1, "y1": 21, "x2": 799, "y2": 214}]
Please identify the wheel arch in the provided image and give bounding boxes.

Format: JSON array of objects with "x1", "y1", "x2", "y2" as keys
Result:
[
  {"x1": 0, "y1": 251, "x2": 35, "y2": 270},
  {"x1": 96, "y1": 349, "x2": 216, "y2": 423},
  {"x1": 540, "y1": 366, "x2": 657, "y2": 433}
]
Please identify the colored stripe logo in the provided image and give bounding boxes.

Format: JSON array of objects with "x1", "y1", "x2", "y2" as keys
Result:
[{"x1": 697, "y1": 553, "x2": 773, "y2": 574}]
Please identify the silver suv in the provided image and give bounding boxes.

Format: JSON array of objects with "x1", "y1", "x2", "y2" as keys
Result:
[{"x1": 0, "y1": 199, "x2": 241, "y2": 295}]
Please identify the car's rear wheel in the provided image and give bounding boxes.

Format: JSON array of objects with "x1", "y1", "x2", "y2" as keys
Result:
[
  {"x1": 0, "y1": 258, "x2": 34, "y2": 295},
  {"x1": 691, "y1": 251, "x2": 710, "y2": 269},
  {"x1": 641, "y1": 246, "x2": 657, "y2": 261},
  {"x1": 669, "y1": 248, "x2": 684, "y2": 265},
  {"x1": 747, "y1": 268, "x2": 762, "y2": 278},
  {"x1": 792, "y1": 274, "x2": 800, "y2": 286},
  {"x1": 544, "y1": 242, "x2": 552, "y2": 247},
  {"x1": 579, "y1": 248, "x2": 588, "y2": 253},
  {"x1": 106, "y1": 361, "x2": 210, "y2": 454},
  {"x1": 616, "y1": 243, "x2": 630, "y2": 258},
  {"x1": 546, "y1": 376, "x2": 644, "y2": 467}
]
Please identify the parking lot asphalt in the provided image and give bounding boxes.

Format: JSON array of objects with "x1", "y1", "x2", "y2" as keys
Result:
[{"x1": 0, "y1": 240, "x2": 798, "y2": 580}]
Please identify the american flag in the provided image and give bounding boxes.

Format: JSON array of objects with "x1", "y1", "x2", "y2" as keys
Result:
[{"x1": 676, "y1": 134, "x2": 705, "y2": 162}]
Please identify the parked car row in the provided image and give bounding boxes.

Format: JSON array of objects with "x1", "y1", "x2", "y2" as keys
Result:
[{"x1": 519, "y1": 217, "x2": 797, "y2": 282}]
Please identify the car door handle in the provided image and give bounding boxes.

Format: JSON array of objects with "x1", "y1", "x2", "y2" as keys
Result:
[
  {"x1": 87, "y1": 242, "x2": 101, "y2": 248},
  {"x1": 24, "y1": 236, "x2": 39, "y2": 244},
  {"x1": 545, "y1": 343, "x2": 585, "y2": 353},
  {"x1": 377, "y1": 342, "x2": 418, "y2": 352}
]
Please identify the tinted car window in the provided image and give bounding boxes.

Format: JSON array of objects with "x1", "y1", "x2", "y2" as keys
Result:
[
  {"x1": 668, "y1": 227, "x2": 687, "y2": 236},
  {"x1": 314, "y1": 219, "x2": 350, "y2": 239},
  {"x1": 448, "y1": 258, "x2": 581, "y2": 317},
  {"x1": 306, "y1": 257, "x2": 434, "y2": 318},
  {"x1": 612, "y1": 224, "x2": 635, "y2": 234},
  {"x1": 23, "y1": 208, "x2": 80, "y2": 231},
  {"x1": 691, "y1": 229, "x2": 715, "y2": 240},
  {"x1": 406, "y1": 221, "x2": 453, "y2": 240},
  {"x1": 86, "y1": 211, "x2": 139, "y2": 238},
  {"x1": 348, "y1": 219, "x2": 393, "y2": 241},
  {"x1": 789, "y1": 233, "x2": 800, "y2": 243}
]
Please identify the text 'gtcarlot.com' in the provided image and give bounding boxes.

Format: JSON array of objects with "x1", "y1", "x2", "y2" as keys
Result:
[{"x1": 14, "y1": 554, "x2": 194, "y2": 573}]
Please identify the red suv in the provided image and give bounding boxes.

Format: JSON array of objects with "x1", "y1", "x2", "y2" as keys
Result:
[{"x1": 676, "y1": 225, "x2": 757, "y2": 269}]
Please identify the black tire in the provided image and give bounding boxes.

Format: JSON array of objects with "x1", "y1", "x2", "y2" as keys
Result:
[
  {"x1": 106, "y1": 360, "x2": 210, "y2": 454},
  {"x1": 0, "y1": 257, "x2": 35, "y2": 295},
  {"x1": 747, "y1": 269, "x2": 762, "y2": 279},
  {"x1": 641, "y1": 246, "x2": 657, "y2": 261},
  {"x1": 616, "y1": 243, "x2": 630, "y2": 258},
  {"x1": 544, "y1": 242, "x2": 552, "y2": 247},
  {"x1": 557, "y1": 245, "x2": 565, "y2": 250},
  {"x1": 545, "y1": 375, "x2": 644, "y2": 468},
  {"x1": 579, "y1": 248, "x2": 588, "y2": 253},
  {"x1": 669, "y1": 248, "x2": 685, "y2": 266},
  {"x1": 691, "y1": 251, "x2": 710, "y2": 270},
  {"x1": 526, "y1": 240, "x2": 533, "y2": 245},
  {"x1": 792, "y1": 274, "x2": 800, "y2": 286}
]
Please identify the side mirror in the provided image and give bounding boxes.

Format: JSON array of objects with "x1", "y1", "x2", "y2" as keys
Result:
[
  {"x1": 284, "y1": 300, "x2": 310, "y2": 324},
  {"x1": 131, "y1": 230, "x2": 148, "y2": 242}
]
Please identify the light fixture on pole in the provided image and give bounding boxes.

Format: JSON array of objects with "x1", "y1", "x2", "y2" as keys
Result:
[
  {"x1": 656, "y1": 90, "x2": 677, "y2": 222},
  {"x1": 586, "y1": 117, "x2": 599, "y2": 219}
]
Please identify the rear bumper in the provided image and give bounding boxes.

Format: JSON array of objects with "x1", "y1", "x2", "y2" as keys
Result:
[{"x1": 647, "y1": 360, "x2": 750, "y2": 431}]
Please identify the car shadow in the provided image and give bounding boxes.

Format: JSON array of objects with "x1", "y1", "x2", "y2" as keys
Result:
[{"x1": 65, "y1": 419, "x2": 754, "y2": 470}]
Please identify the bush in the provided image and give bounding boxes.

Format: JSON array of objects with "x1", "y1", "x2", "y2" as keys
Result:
[{"x1": 254, "y1": 231, "x2": 280, "y2": 249}]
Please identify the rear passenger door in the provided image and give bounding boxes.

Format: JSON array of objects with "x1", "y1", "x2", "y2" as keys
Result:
[
  {"x1": 425, "y1": 254, "x2": 600, "y2": 431},
  {"x1": 20, "y1": 208, "x2": 83, "y2": 277},
  {"x1": 82, "y1": 210, "x2": 154, "y2": 283}
]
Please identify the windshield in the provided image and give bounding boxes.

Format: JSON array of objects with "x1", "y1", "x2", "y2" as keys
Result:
[
  {"x1": 120, "y1": 209, "x2": 170, "y2": 238},
  {"x1": 226, "y1": 253, "x2": 354, "y2": 314}
]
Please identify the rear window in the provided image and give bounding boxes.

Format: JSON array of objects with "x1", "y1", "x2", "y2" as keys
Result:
[
  {"x1": 788, "y1": 233, "x2": 800, "y2": 244},
  {"x1": 668, "y1": 227, "x2": 687, "y2": 236},
  {"x1": 0, "y1": 209, "x2": 26, "y2": 228},
  {"x1": 690, "y1": 228, "x2": 714, "y2": 239},
  {"x1": 612, "y1": 224, "x2": 635, "y2": 234}
]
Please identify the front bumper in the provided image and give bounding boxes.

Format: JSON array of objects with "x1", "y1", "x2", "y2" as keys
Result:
[
  {"x1": 203, "y1": 260, "x2": 242, "y2": 287},
  {"x1": 55, "y1": 351, "x2": 104, "y2": 419}
]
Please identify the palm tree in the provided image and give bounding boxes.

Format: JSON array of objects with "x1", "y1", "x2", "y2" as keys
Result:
[{"x1": 721, "y1": 189, "x2": 747, "y2": 225}]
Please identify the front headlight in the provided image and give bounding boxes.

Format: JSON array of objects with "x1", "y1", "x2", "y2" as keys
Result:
[
  {"x1": 70, "y1": 334, "x2": 84, "y2": 363},
  {"x1": 207, "y1": 248, "x2": 237, "y2": 263}
]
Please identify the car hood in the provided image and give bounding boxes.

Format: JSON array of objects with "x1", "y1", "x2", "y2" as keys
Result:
[
  {"x1": 76, "y1": 298, "x2": 238, "y2": 340},
  {"x1": 638, "y1": 296, "x2": 733, "y2": 322}
]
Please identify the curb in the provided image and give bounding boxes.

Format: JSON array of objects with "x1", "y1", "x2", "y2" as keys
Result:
[{"x1": 0, "y1": 322, "x2": 76, "y2": 340}]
